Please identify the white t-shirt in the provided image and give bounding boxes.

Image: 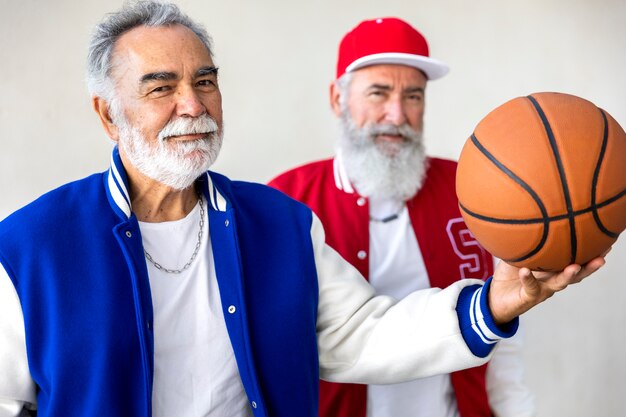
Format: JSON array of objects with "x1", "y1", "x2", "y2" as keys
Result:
[
  {"x1": 139, "y1": 197, "x2": 252, "y2": 417},
  {"x1": 367, "y1": 197, "x2": 459, "y2": 417}
]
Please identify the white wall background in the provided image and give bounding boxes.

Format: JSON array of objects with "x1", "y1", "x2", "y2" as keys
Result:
[{"x1": 1, "y1": 0, "x2": 624, "y2": 415}]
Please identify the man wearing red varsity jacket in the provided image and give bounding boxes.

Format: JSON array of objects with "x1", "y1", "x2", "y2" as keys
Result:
[{"x1": 270, "y1": 17, "x2": 536, "y2": 417}]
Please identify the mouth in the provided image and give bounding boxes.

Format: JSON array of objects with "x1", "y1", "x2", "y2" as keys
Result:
[
  {"x1": 375, "y1": 133, "x2": 405, "y2": 144},
  {"x1": 165, "y1": 132, "x2": 212, "y2": 142}
]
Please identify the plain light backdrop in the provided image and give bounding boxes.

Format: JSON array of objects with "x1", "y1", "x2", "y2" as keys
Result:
[{"x1": 1, "y1": 0, "x2": 625, "y2": 415}]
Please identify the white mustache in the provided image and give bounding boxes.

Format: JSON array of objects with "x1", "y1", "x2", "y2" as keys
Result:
[
  {"x1": 367, "y1": 123, "x2": 419, "y2": 141},
  {"x1": 158, "y1": 114, "x2": 218, "y2": 141}
]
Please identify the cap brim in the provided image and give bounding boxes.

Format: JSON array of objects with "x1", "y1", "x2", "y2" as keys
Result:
[{"x1": 345, "y1": 52, "x2": 449, "y2": 80}]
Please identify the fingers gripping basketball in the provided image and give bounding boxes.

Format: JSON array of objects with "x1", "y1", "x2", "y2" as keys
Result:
[{"x1": 456, "y1": 92, "x2": 626, "y2": 271}]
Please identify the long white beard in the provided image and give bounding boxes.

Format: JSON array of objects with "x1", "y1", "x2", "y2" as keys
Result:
[
  {"x1": 337, "y1": 112, "x2": 428, "y2": 201},
  {"x1": 115, "y1": 113, "x2": 223, "y2": 190}
]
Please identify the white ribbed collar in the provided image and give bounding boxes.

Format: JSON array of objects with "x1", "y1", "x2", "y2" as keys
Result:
[
  {"x1": 105, "y1": 146, "x2": 228, "y2": 220},
  {"x1": 333, "y1": 150, "x2": 355, "y2": 194}
]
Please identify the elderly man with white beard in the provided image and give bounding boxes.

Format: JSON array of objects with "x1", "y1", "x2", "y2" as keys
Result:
[
  {"x1": 0, "y1": 4, "x2": 606, "y2": 417},
  {"x1": 269, "y1": 17, "x2": 536, "y2": 417}
]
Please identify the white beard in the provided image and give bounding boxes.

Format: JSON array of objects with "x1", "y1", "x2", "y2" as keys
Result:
[
  {"x1": 337, "y1": 111, "x2": 428, "y2": 201},
  {"x1": 115, "y1": 113, "x2": 223, "y2": 190}
]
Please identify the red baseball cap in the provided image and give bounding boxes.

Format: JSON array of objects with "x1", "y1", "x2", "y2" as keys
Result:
[{"x1": 336, "y1": 17, "x2": 449, "y2": 80}]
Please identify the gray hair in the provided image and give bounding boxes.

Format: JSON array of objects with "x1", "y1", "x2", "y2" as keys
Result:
[
  {"x1": 335, "y1": 72, "x2": 353, "y2": 111},
  {"x1": 86, "y1": 0, "x2": 213, "y2": 101}
]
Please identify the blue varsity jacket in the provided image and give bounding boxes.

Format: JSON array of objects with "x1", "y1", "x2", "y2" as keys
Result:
[{"x1": 0, "y1": 148, "x2": 320, "y2": 417}]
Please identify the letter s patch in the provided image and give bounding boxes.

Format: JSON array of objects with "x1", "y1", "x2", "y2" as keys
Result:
[{"x1": 446, "y1": 218, "x2": 492, "y2": 279}]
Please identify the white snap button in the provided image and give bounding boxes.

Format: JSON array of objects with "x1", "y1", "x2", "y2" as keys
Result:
[
  {"x1": 225, "y1": 219, "x2": 230, "y2": 227},
  {"x1": 357, "y1": 250, "x2": 367, "y2": 260},
  {"x1": 251, "y1": 401, "x2": 257, "y2": 408},
  {"x1": 228, "y1": 305, "x2": 236, "y2": 314},
  {"x1": 125, "y1": 231, "x2": 132, "y2": 238},
  {"x1": 357, "y1": 197, "x2": 366, "y2": 206}
]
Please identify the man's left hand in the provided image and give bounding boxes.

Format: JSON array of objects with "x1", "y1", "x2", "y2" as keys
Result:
[{"x1": 488, "y1": 254, "x2": 608, "y2": 326}]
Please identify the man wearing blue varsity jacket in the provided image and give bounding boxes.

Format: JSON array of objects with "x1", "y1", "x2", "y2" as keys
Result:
[{"x1": 0, "y1": 2, "x2": 606, "y2": 417}]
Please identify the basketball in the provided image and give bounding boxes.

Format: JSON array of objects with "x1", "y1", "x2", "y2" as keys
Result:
[{"x1": 456, "y1": 92, "x2": 626, "y2": 271}]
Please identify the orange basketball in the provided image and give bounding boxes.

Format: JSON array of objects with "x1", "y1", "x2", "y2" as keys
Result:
[{"x1": 456, "y1": 92, "x2": 626, "y2": 271}]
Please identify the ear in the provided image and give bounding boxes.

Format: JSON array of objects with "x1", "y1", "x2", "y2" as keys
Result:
[
  {"x1": 329, "y1": 81, "x2": 343, "y2": 117},
  {"x1": 92, "y1": 96, "x2": 120, "y2": 141}
]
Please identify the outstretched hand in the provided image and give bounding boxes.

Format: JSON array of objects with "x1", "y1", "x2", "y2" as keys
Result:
[{"x1": 488, "y1": 255, "x2": 608, "y2": 326}]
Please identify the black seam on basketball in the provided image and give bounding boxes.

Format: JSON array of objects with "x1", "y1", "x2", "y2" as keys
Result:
[
  {"x1": 460, "y1": 186, "x2": 625, "y2": 264},
  {"x1": 597, "y1": 187, "x2": 626, "y2": 208},
  {"x1": 591, "y1": 110, "x2": 619, "y2": 238},
  {"x1": 527, "y1": 95, "x2": 577, "y2": 263},
  {"x1": 469, "y1": 134, "x2": 549, "y2": 262},
  {"x1": 460, "y1": 187, "x2": 626, "y2": 225}
]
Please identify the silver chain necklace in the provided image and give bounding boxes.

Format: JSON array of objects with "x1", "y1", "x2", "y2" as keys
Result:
[{"x1": 144, "y1": 195, "x2": 205, "y2": 274}]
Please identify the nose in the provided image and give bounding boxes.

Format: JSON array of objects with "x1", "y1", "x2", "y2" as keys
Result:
[
  {"x1": 383, "y1": 97, "x2": 407, "y2": 126},
  {"x1": 175, "y1": 86, "x2": 206, "y2": 118}
]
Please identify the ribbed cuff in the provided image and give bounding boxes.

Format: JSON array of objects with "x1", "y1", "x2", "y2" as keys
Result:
[{"x1": 455, "y1": 277, "x2": 519, "y2": 357}]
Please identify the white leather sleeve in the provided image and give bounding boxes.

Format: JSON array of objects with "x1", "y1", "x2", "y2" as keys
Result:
[
  {"x1": 487, "y1": 323, "x2": 536, "y2": 417},
  {"x1": 311, "y1": 214, "x2": 491, "y2": 384},
  {"x1": 0, "y1": 262, "x2": 36, "y2": 416}
]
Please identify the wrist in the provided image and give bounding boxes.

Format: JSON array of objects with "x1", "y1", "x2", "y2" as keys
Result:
[{"x1": 456, "y1": 278, "x2": 519, "y2": 357}]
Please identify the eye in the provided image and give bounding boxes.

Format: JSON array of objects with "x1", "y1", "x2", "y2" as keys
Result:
[
  {"x1": 367, "y1": 89, "x2": 387, "y2": 101},
  {"x1": 197, "y1": 79, "x2": 217, "y2": 89},
  {"x1": 149, "y1": 85, "x2": 171, "y2": 95}
]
